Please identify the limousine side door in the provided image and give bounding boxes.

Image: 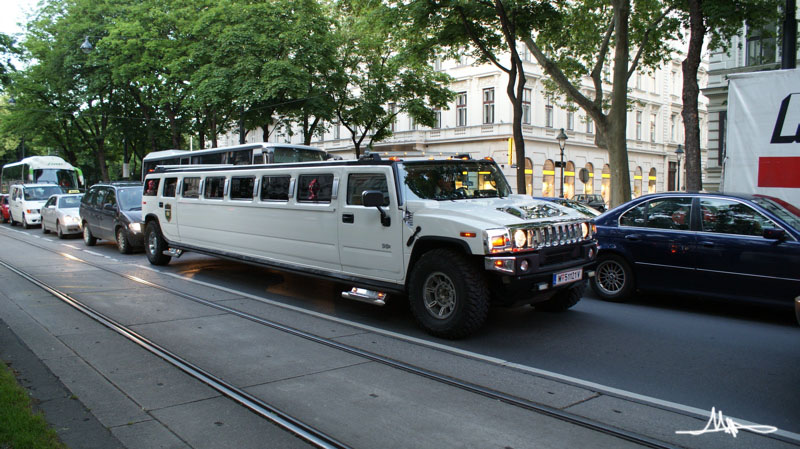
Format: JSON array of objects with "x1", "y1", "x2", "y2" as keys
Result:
[
  {"x1": 338, "y1": 168, "x2": 404, "y2": 282},
  {"x1": 156, "y1": 177, "x2": 180, "y2": 241}
]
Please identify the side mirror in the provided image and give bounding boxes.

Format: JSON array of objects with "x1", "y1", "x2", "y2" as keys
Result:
[
  {"x1": 362, "y1": 190, "x2": 390, "y2": 227},
  {"x1": 763, "y1": 228, "x2": 786, "y2": 241}
]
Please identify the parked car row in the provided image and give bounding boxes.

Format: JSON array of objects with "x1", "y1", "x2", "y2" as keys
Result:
[
  {"x1": 2, "y1": 181, "x2": 799, "y2": 324},
  {"x1": 1, "y1": 182, "x2": 144, "y2": 254}
]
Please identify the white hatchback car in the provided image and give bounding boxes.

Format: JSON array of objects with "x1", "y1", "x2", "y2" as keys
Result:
[{"x1": 8, "y1": 184, "x2": 64, "y2": 229}]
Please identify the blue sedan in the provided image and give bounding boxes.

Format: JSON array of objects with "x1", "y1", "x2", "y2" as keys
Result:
[{"x1": 590, "y1": 192, "x2": 800, "y2": 310}]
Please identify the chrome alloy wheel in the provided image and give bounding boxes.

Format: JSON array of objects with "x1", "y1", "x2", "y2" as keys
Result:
[
  {"x1": 422, "y1": 271, "x2": 457, "y2": 320},
  {"x1": 147, "y1": 230, "x2": 158, "y2": 256},
  {"x1": 595, "y1": 259, "x2": 627, "y2": 295}
]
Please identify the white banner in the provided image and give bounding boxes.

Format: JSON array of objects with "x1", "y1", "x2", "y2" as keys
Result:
[{"x1": 725, "y1": 68, "x2": 800, "y2": 207}]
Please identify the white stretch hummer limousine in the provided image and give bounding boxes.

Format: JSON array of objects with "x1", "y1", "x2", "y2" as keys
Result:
[{"x1": 142, "y1": 155, "x2": 597, "y2": 338}]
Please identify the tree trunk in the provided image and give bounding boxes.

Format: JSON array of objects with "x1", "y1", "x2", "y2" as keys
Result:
[
  {"x1": 681, "y1": 0, "x2": 704, "y2": 192},
  {"x1": 608, "y1": 0, "x2": 632, "y2": 208}
]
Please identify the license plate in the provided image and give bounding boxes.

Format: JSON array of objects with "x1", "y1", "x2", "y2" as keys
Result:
[{"x1": 553, "y1": 269, "x2": 582, "y2": 287}]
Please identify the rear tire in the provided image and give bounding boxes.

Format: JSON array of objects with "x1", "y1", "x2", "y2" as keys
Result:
[
  {"x1": 590, "y1": 254, "x2": 635, "y2": 302},
  {"x1": 408, "y1": 249, "x2": 489, "y2": 339},
  {"x1": 82, "y1": 223, "x2": 97, "y2": 246},
  {"x1": 145, "y1": 221, "x2": 171, "y2": 266},
  {"x1": 116, "y1": 227, "x2": 132, "y2": 254},
  {"x1": 536, "y1": 280, "x2": 585, "y2": 312}
]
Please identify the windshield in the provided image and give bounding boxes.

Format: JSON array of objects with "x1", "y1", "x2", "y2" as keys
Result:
[
  {"x1": 24, "y1": 186, "x2": 63, "y2": 201},
  {"x1": 751, "y1": 196, "x2": 800, "y2": 232},
  {"x1": 58, "y1": 195, "x2": 82, "y2": 208},
  {"x1": 33, "y1": 169, "x2": 79, "y2": 190},
  {"x1": 399, "y1": 160, "x2": 512, "y2": 201},
  {"x1": 117, "y1": 187, "x2": 143, "y2": 211}
]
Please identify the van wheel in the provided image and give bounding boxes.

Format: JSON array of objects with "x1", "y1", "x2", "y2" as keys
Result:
[
  {"x1": 536, "y1": 280, "x2": 585, "y2": 312},
  {"x1": 591, "y1": 254, "x2": 635, "y2": 302},
  {"x1": 116, "y1": 227, "x2": 132, "y2": 254},
  {"x1": 408, "y1": 249, "x2": 489, "y2": 339},
  {"x1": 22, "y1": 214, "x2": 30, "y2": 229},
  {"x1": 83, "y1": 223, "x2": 97, "y2": 246},
  {"x1": 145, "y1": 221, "x2": 171, "y2": 266},
  {"x1": 57, "y1": 222, "x2": 66, "y2": 239}
]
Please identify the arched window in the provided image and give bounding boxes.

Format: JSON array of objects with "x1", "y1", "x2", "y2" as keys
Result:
[
  {"x1": 564, "y1": 161, "x2": 575, "y2": 199},
  {"x1": 633, "y1": 166, "x2": 643, "y2": 198},
  {"x1": 525, "y1": 158, "x2": 533, "y2": 195},
  {"x1": 583, "y1": 162, "x2": 594, "y2": 194},
  {"x1": 543, "y1": 160, "x2": 555, "y2": 197},
  {"x1": 648, "y1": 167, "x2": 657, "y2": 193},
  {"x1": 601, "y1": 164, "x2": 611, "y2": 205}
]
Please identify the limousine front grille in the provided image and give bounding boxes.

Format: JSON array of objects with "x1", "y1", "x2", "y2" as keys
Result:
[{"x1": 510, "y1": 221, "x2": 592, "y2": 252}]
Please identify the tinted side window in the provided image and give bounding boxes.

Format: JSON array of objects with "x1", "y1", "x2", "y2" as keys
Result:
[
  {"x1": 182, "y1": 177, "x2": 200, "y2": 198},
  {"x1": 204, "y1": 177, "x2": 226, "y2": 199},
  {"x1": 261, "y1": 176, "x2": 291, "y2": 201},
  {"x1": 144, "y1": 178, "x2": 160, "y2": 196},
  {"x1": 163, "y1": 178, "x2": 178, "y2": 198},
  {"x1": 297, "y1": 174, "x2": 334, "y2": 203},
  {"x1": 82, "y1": 189, "x2": 95, "y2": 206},
  {"x1": 230, "y1": 177, "x2": 255, "y2": 200},
  {"x1": 44, "y1": 197, "x2": 56, "y2": 207},
  {"x1": 347, "y1": 174, "x2": 389, "y2": 206},
  {"x1": 94, "y1": 189, "x2": 108, "y2": 207},
  {"x1": 619, "y1": 203, "x2": 647, "y2": 227},
  {"x1": 700, "y1": 198, "x2": 773, "y2": 236},
  {"x1": 644, "y1": 197, "x2": 692, "y2": 230},
  {"x1": 104, "y1": 189, "x2": 117, "y2": 207}
]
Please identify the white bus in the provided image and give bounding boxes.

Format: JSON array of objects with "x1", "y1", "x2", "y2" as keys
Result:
[
  {"x1": 141, "y1": 142, "x2": 328, "y2": 180},
  {"x1": 1, "y1": 156, "x2": 84, "y2": 194}
]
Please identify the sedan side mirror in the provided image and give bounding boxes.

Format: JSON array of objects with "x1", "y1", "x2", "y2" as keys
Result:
[{"x1": 763, "y1": 228, "x2": 786, "y2": 241}]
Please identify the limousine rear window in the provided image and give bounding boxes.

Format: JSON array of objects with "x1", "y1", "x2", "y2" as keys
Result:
[
  {"x1": 260, "y1": 175, "x2": 290, "y2": 201},
  {"x1": 231, "y1": 176, "x2": 255, "y2": 200},
  {"x1": 204, "y1": 176, "x2": 226, "y2": 199},
  {"x1": 182, "y1": 177, "x2": 200, "y2": 198},
  {"x1": 163, "y1": 177, "x2": 178, "y2": 198},
  {"x1": 297, "y1": 174, "x2": 334, "y2": 203}
]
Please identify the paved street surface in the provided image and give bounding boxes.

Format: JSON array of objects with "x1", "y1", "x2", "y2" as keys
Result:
[{"x1": 0, "y1": 225, "x2": 798, "y2": 449}]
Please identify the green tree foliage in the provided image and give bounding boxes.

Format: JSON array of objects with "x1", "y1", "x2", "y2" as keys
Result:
[{"x1": 333, "y1": 0, "x2": 455, "y2": 158}]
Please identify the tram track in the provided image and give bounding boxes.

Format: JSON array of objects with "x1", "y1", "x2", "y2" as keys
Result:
[{"x1": 2, "y1": 232, "x2": 681, "y2": 449}]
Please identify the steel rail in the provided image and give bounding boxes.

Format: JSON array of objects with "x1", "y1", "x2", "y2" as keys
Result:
[{"x1": 3, "y1": 236, "x2": 678, "y2": 449}]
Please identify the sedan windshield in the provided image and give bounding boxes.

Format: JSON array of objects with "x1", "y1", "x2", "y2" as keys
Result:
[{"x1": 399, "y1": 160, "x2": 512, "y2": 201}]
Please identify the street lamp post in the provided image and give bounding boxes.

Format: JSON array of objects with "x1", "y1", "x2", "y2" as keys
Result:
[
  {"x1": 556, "y1": 128, "x2": 568, "y2": 198},
  {"x1": 675, "y1": 144, "x2": 684, "y2": 191}
]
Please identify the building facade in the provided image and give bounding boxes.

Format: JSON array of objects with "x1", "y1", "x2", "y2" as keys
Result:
[{"x1": 221, "y1": 47, "x2": 708, "y2": 205}]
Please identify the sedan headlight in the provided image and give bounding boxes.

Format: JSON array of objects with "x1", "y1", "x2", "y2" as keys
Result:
[
  {"x1": 128, "y1": 222, "x2": 142, "y2": 233},
  {"x1": 64, "y1": 215, "x2": 80, "y2": 224}
]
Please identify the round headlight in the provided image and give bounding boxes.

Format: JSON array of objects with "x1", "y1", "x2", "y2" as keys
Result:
[
  {"x1": 513, "y1": 229, "x2": 527, "y2": 248},
  {"x1": 581, "y1": 222, "x2": 589, "y2": 238}
]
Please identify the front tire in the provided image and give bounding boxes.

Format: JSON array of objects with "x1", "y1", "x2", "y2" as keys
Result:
[
  {"x1": 145, "y1": 221, "x2": 171, "y2": 266},
  {"x1": 116, "y1": 227, "x2": 132, "y2": 254},
  {"x1": 591, "y1": 254, "x2": 635, "y2": 302},
  {"x1": 57, "y1": 221, "x2": 66, "y2": 239},
  {"x1": 42, "y1": 220, "x2": 49, "y2": 233},
  {"x1": 408, "y1": 249, "x2": 489, "y2": 339},
  {"x1": 22, "y1": 214, "x2": 30, "y2": 229},
  {"x1": 536, "y1": 280, "x2": 586, "y2": 312},
  {"x1": 82, "y1": 223, "x2": 97, "y2": 246}
]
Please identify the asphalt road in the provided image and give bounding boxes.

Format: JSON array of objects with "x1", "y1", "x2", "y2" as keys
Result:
[{"x1": 9, "y1": 226, "x2": 800, "y2": 436}]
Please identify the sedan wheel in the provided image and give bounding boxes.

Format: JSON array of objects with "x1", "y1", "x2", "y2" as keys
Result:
[
  {"x1": 57, "y1": 222, "x2": 65, "y2": 239},
  {"x1": 590, "y1": 254, "x2": 635, "y2": 302}
]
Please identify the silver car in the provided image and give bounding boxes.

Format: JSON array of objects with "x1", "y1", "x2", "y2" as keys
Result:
[{"x1": 41, "y1": 194, "x2": 83, "y2": 238}]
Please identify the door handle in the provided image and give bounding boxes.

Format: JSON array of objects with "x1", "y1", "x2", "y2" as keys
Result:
[
  {"x1": 700, "y1": 241, "x2": 715, "y2": 248},
  {"x1": 158, "y1": 202, "x2": 164, "y2": 208},
  {"x1": 342, "y1": 213, "x2": 354, "y2": 224},
  {"x1": 624, "y1": 235, "x2": 641, "y2": 242}
]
